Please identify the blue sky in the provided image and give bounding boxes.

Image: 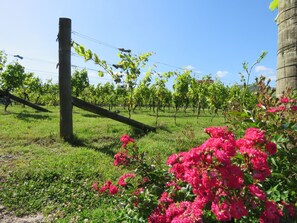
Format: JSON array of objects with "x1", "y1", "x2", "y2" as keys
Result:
[{"x1": 1, "y1": 0, "x2": 278, "y2": 87}]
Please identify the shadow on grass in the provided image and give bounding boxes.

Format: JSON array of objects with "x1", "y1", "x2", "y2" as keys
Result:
[
  {"x1": 69, "y1": 135, "x2": 119, "y2": 157},
  {"x1": 81, "y1": 114, "x2": 101, "y2": 118},
  {"x1": 15, "y1": 111, "x2": 51, "y2": 122},
  {"x1": 147, "y1": 113, "x2": 223, "y2": 118},
  {"x1": 155, "y1": 125, "x2": 172, "y2": 133}
]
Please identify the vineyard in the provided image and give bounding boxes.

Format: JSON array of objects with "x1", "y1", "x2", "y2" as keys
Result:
[
  {"x1": 0, "y1": 47, "x2": 260, "y2": 125},
  {"x1": 1, "y1": 16, "x2": 297, "y2": 223}
]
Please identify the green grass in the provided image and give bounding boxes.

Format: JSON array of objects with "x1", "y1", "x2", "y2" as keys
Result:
[{"x1": 0, "y1": 104, "x2": 225, "y2": 222}]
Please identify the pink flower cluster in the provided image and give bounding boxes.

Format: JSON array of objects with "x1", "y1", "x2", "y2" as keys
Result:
[
  {"x1": 117, "y1": 173, "x2": 136, "y2": 187},
  {"x1": 148, "y1": 127, "x2": 290, "y2": 222},
  {"x1": 93, "y1": 173, "x2": 135, "y2": 197},
  {"x1": 260, "y1": 97, "x2": 297, "y2": 113},
  {"x1": 93, "y1": 135, "x2": 137, "y2": 198},
  {"x1": 114, "y1": 135, "x2": 135, "y2": 166},
  {"x1": 120, "y1": 134, "x2": 135, "y2": 148},
  {"x1": 92, "y1": 180, "x2": 119, "y2": 195},
  {"x1": 114, "y1": 150, "x2": 130, "y2": 166}
]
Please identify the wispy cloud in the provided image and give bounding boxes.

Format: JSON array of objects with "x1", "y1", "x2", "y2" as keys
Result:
[
  {"x1": 266, "y1": 75, "x2": 277, "y2": 81},
  {"x1": 255, "y1": 65, "x2": 274, "y2": 75},
  {"x1": 216, "y1": 70, "x2": 229, "y2": 78},
  {"x1": 255, "y1": 65, "x2": 276, "y2": 82},
  {"x1": 184, "y1": 65, "x2": 195, "y2": 71}
]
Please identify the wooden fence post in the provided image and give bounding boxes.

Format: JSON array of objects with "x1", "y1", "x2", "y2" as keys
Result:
[{"x1": 59, "y1": 18, "x2": 73, "y2": 141}]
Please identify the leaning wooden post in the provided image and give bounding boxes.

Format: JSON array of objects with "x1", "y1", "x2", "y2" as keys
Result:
[{"x1": 59, "y1": 18, "x2": 73, "y2": 141}]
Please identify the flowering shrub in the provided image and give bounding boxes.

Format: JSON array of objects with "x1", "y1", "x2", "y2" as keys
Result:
[
  {"x1": 93, "y1": 129, "x2": 296, "y2": 222},
  {"x1": 225, "y1": 76, "x2": 297, "y2": 217},
  {"x1": 93, "y1": 134, "x2": 171, "y2": 222}
]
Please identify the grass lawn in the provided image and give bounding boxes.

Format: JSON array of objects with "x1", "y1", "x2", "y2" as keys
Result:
[{"x1": 0, "y1": 104, "x2": 225, "y2": 222}]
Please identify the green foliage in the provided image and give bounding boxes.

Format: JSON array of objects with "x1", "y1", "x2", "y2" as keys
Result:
[
  {"x1": 206, "y1": 79, "x2": 228, "y2": 117},
  {"x1": 173, "y1": 70, "x2": 192, "y2": 111},
  {"x1": 0, "y1": 50, "x2": 7, "y2": 73},
  {"x1": 0, "y1": 61, "x2": 26, "y2": 91},
  {"x1": 115, "y1": 50, "x2": 153, "y2": 118},
  {"x1": 224, "y1": 52, "x2": 266, "y2": 131},
  {"x1": 72, "y1": 41, "x2": 154, "y2": 118},
  {"x1": 72, "y1": 41, "x2": 113, "y2": 77},
  {"x1": 149, "y1": 70, "x2": 175, "y2": 125},
  {"x1": 270, "y1": 0, "x2": 279, "y2": 11},
  {"x1": 71, "y1": 68, "x2": 89, "y2": 97}
]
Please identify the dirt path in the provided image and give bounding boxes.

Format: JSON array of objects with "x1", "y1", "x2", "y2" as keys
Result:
[{"x1": 0, "y1": 205, "x2": 44, "y2": 223}]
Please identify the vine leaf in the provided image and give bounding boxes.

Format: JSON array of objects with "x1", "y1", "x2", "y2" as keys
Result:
[
  {"x1": 98, "y1": 71, "x2": 104, "y2": 77},
  {"x1": 84, "y1": 49, "x2": 93, "y2": 62},
  {"x1": 269, "y1": 0, "x2": 278, "y2": 11}
]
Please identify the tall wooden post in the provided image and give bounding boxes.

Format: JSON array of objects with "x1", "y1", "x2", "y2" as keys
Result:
[
  {"x1": 59, "y1": 18, "x2": 73, "y2": 141},
  {"x1": 276, "y1": 0, "x2": 297, "y2": 96}
]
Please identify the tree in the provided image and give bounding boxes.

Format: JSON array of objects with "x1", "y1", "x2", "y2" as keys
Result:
[
  {"x1": 0, "y1": 61, "x2": 26, "y2": 92},
  {"x1": 172, "y1": 70, "x2": 192, "y2": 124},
  {"x1": 0, "y1": 51, "x2": 7, "y2": 73},
  {"x1": 189, "y1": 75, "x2": 209, "y2": 119},
  {"x1": 71, "y1": 68, "x2": 89, "y2": 97},
  {"x1": 150, "y1": 71, "x2": 174, "y2": 125},
  {"x1": 25, "y1": 76, "x2": 43, "y2": 104},
  {"x1": 271, "y1": 0, "x2": 297, "y2": 95},
  {"x1": 133, "y1": 71, "x2": 152, "y2": 110}
]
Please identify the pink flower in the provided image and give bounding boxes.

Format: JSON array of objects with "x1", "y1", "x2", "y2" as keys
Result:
[
  {"x1": 99, "y1": 180, "x2": 112, "y2": 193},
  {"x1": 214, "y1": 150, "x2": 231, "y2": 165},
  {"x1": 204, "y1": 126, "x2": 234, "y2": 140},
  {"x1": 236, "y1": 138, "x2": 256, "y2": 154},
  {"x1": 252, "y1": 168, "x2": 271, "y2": 181},
  {"x1": 211, "y1": 200, "x2": 231, "y2": 221},
  {"x1": 260, "y1": 201, "x2": 283, "y2": 223},
  {"x1": 248, "y1": 184, "x2": 266, "y2": 200},
  {"x1": 184, "y1": 168, "x2": 201, "y2": 189},
  {"x1": 166, "y1": 202, "x2": 191, "y2": 222},
  {"x1": 244, "y1": 128, "x2": 266, "y2": 144},
  {"x1": 167, "y1": 154, "x2": 180, "y2": 166},
  {"x1": 99, "y1": 180, "x2": 119, "y2": 195},
  {"x1": 166, "y1": 181, "x2": 181, "y2": 190},
  {"x1": 219, "y1": 165, "x2": 244, "y2": 189},
  {"x1": 109, "y1": 184, "x2": 119, "y2": 195},
  {"x1": 192, "y1": 196, "x2": 208, "y2": 210},
  {"x1": 92, "y1": 182, "x2": 99, "y2": 191},
  {"x1": 265, "y1": 142, "x2": 277, "y2": 155},
  {"x1": 133, "y1": 187, "x2": 144, "y2": 197},
  {"x1": 267, "y1": 106, "x2": 286, "y2": 113},
  {"x1": 280, "y1": 97, "x2": 290, "y2": 103},
  {"x1": 159, "y1": 192, "x2": 174, "y2": 205},
  {"x1": 282, "y1": 202, "x2": 296, "y2": 218},
  {"x1": 120, "y1": 134, "x2": 135, "y2": 148},
  {"x1": 169, "y1": 163, "x2": 186, "y2": 180},
  {"x1": 250, "y1": 151, "x2": 268, "y2": 170},
  {"x1": 266, "y1": 107, "x2": 278, "y2": 113},
  {"x1": 230, "y1": 199, "x2": 248, "y2": 219},
  {"x1": 291, "y1": 106, "x2": 297, "y2": 111},
  {"x1": 201, "y1": 171, "x2": 219, "y2": 189},
  {"x1": 117, "y1": 173, "x2": 136, "y2": 187},
  {"x1": 257, "y1": 103, "x2": 266, "y2": 109},
  {"x1": 148, "y1": 207, "x2": 166, "y2": 223},
  {"x1": 280, "y1": 97, "x2": 296, "y2": 103},
  {"x1": 114, "y1": 150, "x2": 130, "y2": 166}
]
